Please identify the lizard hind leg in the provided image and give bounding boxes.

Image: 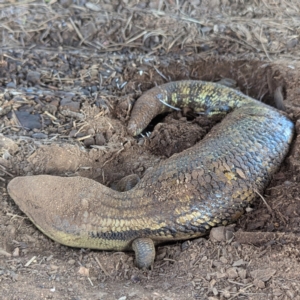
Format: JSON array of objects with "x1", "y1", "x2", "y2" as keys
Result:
[
  {"x1": 111, "y1": 174, "x2": 140, "y2": 192},
  {"x1": 132, "y1": 238, "x2": 155, "y2": 269}
]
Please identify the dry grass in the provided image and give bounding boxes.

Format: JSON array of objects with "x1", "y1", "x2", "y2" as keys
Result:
[{"x1": 0, "y1": 0, "x2": 299, "y2": 61}]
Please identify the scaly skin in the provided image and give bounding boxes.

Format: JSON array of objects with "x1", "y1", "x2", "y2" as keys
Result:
[{"x1": 7, "y1": 80, "x2": 294, "y2": 268}]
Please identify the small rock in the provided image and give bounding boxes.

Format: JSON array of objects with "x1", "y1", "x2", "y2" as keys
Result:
[
  {"x1": 210, "y1": 226, "x2": 226, "y2": 242},
  {"x1": 232, "y1": 259, "x2": 247, "y2": 267},
  {"x1": 212, "y1": 261, "x2": 222, "y2": 268},
  {"x1": 287, "y1": 38, "x2": 298, "y2": 49},
  {"x1": 12, "y1": 247, "x2": 19, "y2": 257},
  {"x1": 253, "y1": 279, "x2": 265, "y2": 289},
  {"x1": 46, "y1": 255, "x2": 53, "y2": 261},
  {"x1": 226, "y1": 267, "x2": 238, "y2": 279},
  {"x1": 10, "y1": 271, "x2": 18, "y2": 281},
  {"x1": 242, "y1": 278, "x2": 252, "y2": 284},
  {"x1": 222, "y1": 289, "x2": 231, "y2": 298},
  {"x1": 78, "y1": 266, "x2": 89, "y2": 277},
  {"x1": 7, "y1": 225, "x2": 16, "y2": 236},
  {"x1": 220, "y1": 256, "x2": 228, "y2": 264},
  {"x1": 212, "y1": 287, "x2": 218, "y2": 296},
  {"x1": 225, "y1": 229, "x2": 234, "y2": 241},
  {"x1": 131, "y1": 274, "x2": 141, "y2": 283},
  {"x1": 68, "y1": 259, "x2": 75, "y2": 265},
  {"x1": 237, "y1": 268, "x2": 247, "y2": 279},
  {"x1": 216, "y1": 272, "x2": 227, "y2": 279},
  {"x1": 83, "y1": 137, "x2": 95, "y2": 147},
  {"x1": 60, "y1": 97, "x2": 80, "y2": 112},
  {"x1": 6, "y1": 82, "x2": 16, "y2": 88},
  {"x1": 81, "y1": 88, "x2": 90, "y2": 96},
  {"x1": 0, "y1": 135, "x2": 19, "y2": 154},
  {"x1": 26, "y1": 70, "x2": 41, "y2": 85},
  {"x1": 15, "y1": 111, "x2": 42, "y2": 129},
  {"x1": 69, "y1": 129, "x2": 78, "y2": 138},
  {"x1": 250, "y1": 268, "x2": 276, "y2": 282},
  {"x1": 95, "y1": 133, "x2": 106, "y2": 146},
  {"x1": 181, "y1": 240, "x2": 191, "y2": 251}
]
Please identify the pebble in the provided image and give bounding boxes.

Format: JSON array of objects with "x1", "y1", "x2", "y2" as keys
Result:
[
  {"x1": 232, "y1": 259, "x2": 247, "y2": 267},
  {"x1": 253, "y1": 279, "x2": 265, "y2": 289},
  {"x1": 81, "y1": 88, "x2": 90, "y2": 96},
  {"x1": 0, "y1": 135, "x2": 18, "y2": 154},
  {"x1": 219, "y1": 256, "x2": 228, "y2": 264},
  {"x1": 225, "y1": 229, "x2": 234, "y2": 241},
  {"x1": 226, "y1": 267, "x2": 238, "y2": 279},
  {"x1": 181, "y1": 240, "x2": 191, "y2": 251},
  {"x1": 15, "y1": 111, "x2": 42, "y2": 129},
  {"x1": 7, "y1": 225, "x2": 16, "y2": 235},
  {"x1": 95, "y1": 133, "x2": 106, "y2": 146},
  {"x1": 6, "y1": 82, "x2": 16, "y2": 88},
  {"x1": 209, "y1": 226, "x2": 226, "y2": 242},
  {"x1": 60, "y1": 97, "x2": 80, "y2": 112},
  {"x1": 26, "y1": 70, "x2": 41, "y2": 85},
  {"x1": 68, "y1": 259, "x2": 75, "y2": 265},
  {"x1": 83, "y1": 137, "x2": 95, "y2": 147},
  {"x1": 131, "y1": 274, "x2": 141, "y2": 283},
  {"x1": 12, "y1": 247, "x2": 19, "y2": 257},
  {"x1": 222, "y1": 289, "x2": 231, "y2": 298},
  {"x1": 250, "y1": 268, "x2": 276, "y2": 282},
  {"x1": 237, "y1": 268, "x2": 247, "y2": 279},
  {"x1": 69, "y1": 129, "x2": 78, "y2": 138},
  {"x1": 78, "y1": 266, "x2": 89, "y2": 276},
  {"x1": 50, "y1": 265, "x2": 59, "y2": 270}
]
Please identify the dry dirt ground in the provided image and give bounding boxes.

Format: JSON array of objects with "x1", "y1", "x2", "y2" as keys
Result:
[{"x1": 1, "y1": 1, "x2": 300, "y2": 300}]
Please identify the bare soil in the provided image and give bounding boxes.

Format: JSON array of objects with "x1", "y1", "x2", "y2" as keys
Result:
[{"x1": 1, "y1": 1, "x2": 300, "y2": 300}]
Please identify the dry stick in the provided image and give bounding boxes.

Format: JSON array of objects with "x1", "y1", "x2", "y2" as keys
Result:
[
  {"x1": 25, "y1": 256, "x2": 37, "y2": 267},
  {"x1": 274, "y1": 86, "x2": 285, "y2": 111},
  {"x1": 0, "y1": 165, "x2": 14, "y2": 177},
  {"x1": 254, "y1": 189, "x2": 273, "y2": 215},
  {"x1": 94, "y1": 256, "x2": 112, "y2": 278},
  {"x1": 153, "y1": 66, "x2": 169, "y2": 81},
  {"x1": 87, "y1": 277, "x2": 94, "y2": 286},
  {"x1": 69, "y1": 18, "x2": 85, "y2": 44},
  {"x1": 260, "y1": 27, "x2": 272, "y2": 61},
  {"x1": 125, "y1": 30, "x2": 148, "y2": 44},
  {"x1": 0, "y1": 248, "x2": 11, "y2": 257}
]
